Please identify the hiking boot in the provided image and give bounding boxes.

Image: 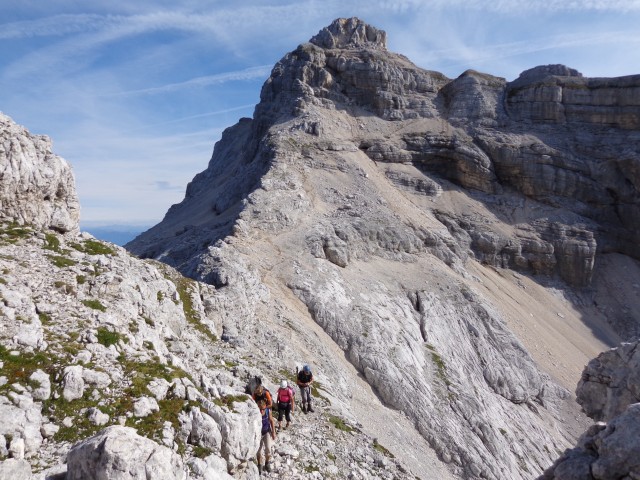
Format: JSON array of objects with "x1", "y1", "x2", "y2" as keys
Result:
[
  {"x1": 265, "y1": 462, "x2": 272, "y2": 473},
  {"x1": 285, "y1": 422, "x2": 290, "y2": 430},
  {"x1": 302, "y1": 404, "x2": 306, "y2": 413},
  {"x1": 307, "y1": 404, "x2": 314, "y2": 413},
  {"x1": 258, "y1": 463, "x2": 263, "y2": 475}
]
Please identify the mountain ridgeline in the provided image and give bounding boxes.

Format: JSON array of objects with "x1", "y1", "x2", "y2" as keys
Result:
[
  {"x1": 1, "y1": 17, "x2": 639, "y2": 480},
  {"x1": 125, "y1": 17, "x2": 640, "y2": 479}
]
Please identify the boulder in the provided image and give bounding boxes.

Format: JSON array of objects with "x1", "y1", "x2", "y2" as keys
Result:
[
  {"x1": 29, "y1": 369, "x2": 51, "y2": 401},
  {"x1": 576, "y1": 341, "x2": 640, "y2": 421},
  {"x1": 66, "y1": 426, "x2": 186, "y2": 480},
  {"x1": 0, "y1": 458, "x2": 31, "y2": 480},
  {"x1": 207, "y1": 399, "x2": 261, "y2": 470},
  {"x1": 62, "y1": 365, "x2": 85, "y2": 401}
]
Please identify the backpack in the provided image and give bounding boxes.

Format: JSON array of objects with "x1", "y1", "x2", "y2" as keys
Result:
[
  {"x1": 261, "y1": 408, "x2": 271, "y2": 435},
  {"x1": 278, "y1": 387, "x2": 292, "y2": 404},
  {"x1": 255, "y1": 389, "x2": 272, "y2": 407}
]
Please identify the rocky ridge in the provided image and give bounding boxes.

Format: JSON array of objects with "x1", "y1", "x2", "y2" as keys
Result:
[
  {"x1": 127, "y1": 17, "x2": 639, "y2": 479},
  {"x1": 0, "y1": 113, "x2": 425, "y2": 479}
]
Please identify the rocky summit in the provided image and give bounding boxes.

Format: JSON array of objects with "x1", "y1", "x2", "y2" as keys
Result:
[{"x1": 1, "y1": 17, "x2": 640, "y2": 480}]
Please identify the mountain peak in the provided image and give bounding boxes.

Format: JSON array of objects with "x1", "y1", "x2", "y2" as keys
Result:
[{"x1": 309, "y1": 17, "x2": 387, "y2": 50}]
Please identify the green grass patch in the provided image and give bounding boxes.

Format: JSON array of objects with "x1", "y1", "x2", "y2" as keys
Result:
[
  {"x1": 76, "y1": 275, "x2": 86, "y2": 285},
  {"x1": 49, "y1": 393, "x2": 105, "y2": 443},
  {"x1": 0, "y1": 344, "x2": 53, "y2": 391},
  {"x1": 82, "y1": 299, "x2": 106, "y2": 312},
  {"x1": 38, "y1": 312, "x2": 52, "y2": 324},
  {"x1": 427, "y1": 345, "x2": 451, "y2": 387},
  {"x1": 373, "y1": 439, "x2": 395, "y2": 458},
  {"x1": 44, "y1": 233, "x2": 61, "y2": 252},
  {"x1": 0, "y1": 224, "x2": 32, "y2": 243},
  {"x1": 191, "y1": 445, "x2": 213, "y2": 459},
  {"x1": 173, "y1": 276, "x2": 217, "y2": 343},
  {"x1": 328, "y1": 415, "x2": 354, "y2": 433},
  {"x1": 0, "y1": 277, "x2": 6, "y2": 285},
  {"x1": 71, "y1": 239, "x2": 116, "y2": 256},
  {"x1": 48, "y1": 255, "x2": 76, "y2": 268},
  {"x1": 213, "y1": 394, "x2": 250, "y2": 412},
  {"x1": 310, "y1": 380, "x2": 329, "y2": 402},
  {"x1": 96, "y1": 328, "x2": 121, "y2": 347}
]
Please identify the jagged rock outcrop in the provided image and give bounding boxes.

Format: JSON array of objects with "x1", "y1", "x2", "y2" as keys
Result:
[
  {"x1": 0, "y1": 113, "x2": 79, "y2": 233},
  {"x1": 576, "y1": 341, "x2": 640, "y2": 422},
  {"x1": 540, "y1": 340, "x2": 640, "y2": 479}
]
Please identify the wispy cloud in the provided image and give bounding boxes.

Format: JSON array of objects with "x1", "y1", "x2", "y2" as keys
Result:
[
  {"x1": 373, "y1": 0, "x2": 640, "y2": 13},
  {"x1": 113, "y1": 66, "x2": 271, "y2": 96}
]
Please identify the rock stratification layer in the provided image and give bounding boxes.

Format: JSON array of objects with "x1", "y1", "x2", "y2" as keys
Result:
[{"x1": 126, "y1": 18, "x2": 640, "y2": 479}]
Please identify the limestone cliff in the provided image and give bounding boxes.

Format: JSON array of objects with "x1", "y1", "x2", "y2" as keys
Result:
[
  {"x1": 0, "y1": 113, "x2": 79, "y2": 233},
  {"x1": 126, "y1": 18, "x2": 640, "y2": 479}
]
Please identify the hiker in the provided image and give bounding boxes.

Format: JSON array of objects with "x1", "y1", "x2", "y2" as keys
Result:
[
  {"x1": 253, "y1": 384, "x2": 273, "y2": 409},
  {"x1": 257, "y1": 399, "x2": 276, "y2": 474},
  {"x1": 296, "y1": 364, "x2": 314, "y2": 413},
  {"x1": 276, "y1": 380, "x2": 295, "y2": 430}
]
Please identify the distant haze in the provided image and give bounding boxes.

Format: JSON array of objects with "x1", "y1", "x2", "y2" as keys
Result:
[{"x1": 81, "y1": 223, "x2": 151, "y2": 246}]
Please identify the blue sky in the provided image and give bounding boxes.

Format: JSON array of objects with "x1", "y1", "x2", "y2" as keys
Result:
[{"x1": 1, "y1": 0, "x2": 639, "y2": 227}]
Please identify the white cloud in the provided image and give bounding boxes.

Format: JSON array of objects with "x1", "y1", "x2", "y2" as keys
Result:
[{"x1": 114, "y1": 66, "x2": 272, "y2": 96}]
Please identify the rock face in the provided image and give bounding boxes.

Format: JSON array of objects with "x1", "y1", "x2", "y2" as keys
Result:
[
  {"x1": 0, "y1": 113, "x2": 79, "y2": 233},
  {"x1": 540, "y1": 341, "x2": 640, "y2": 479},
  {"x1": 125, "y1": 17, "x2": 639, "y2": 479}
]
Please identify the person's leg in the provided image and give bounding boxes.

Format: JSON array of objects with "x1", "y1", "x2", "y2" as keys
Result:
[
  {"x1": 284, "y1": 403, "x2": 291, "y2": 428},
  {"x1": 300, "y1": 387, "x2": 308, "y2": 412},
  {"x1": 264, "y1": 434, "x2": 273, "y2": 472},
  {"x1": 257, "y1": 435, "x2": 265, "y2": 473},
  {"x1": 277, "y1": 405, "x2": 284, "y2": 430},
  {"x1": 305, "y1": 386, "x2": 313, "y2": 412}
]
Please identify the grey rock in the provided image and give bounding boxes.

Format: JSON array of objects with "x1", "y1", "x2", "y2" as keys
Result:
[
  {"x1": 0, "y1": 400, "x2": 43, "y2": 454},
  {"x1": 0, "y1": 113, "x2": 79, "y2": 233},
  {"x1": 0, "y1": 458, "x2": 31, "y2": 480},
  {"x1": 29, "y1": 369, "x2": 51, "y2": 401},
  {"x1": 66, "y1": 426, "x2": 186, "y2": 480},
  {"x1": 86, "y1": 407, "x2": 109, "y2": 426},
  {"x1": 147, "y1": 378, "x2": 171, "y2": 401},
  {"x1": 62, "y1": 365, "x2": 85, "y2": 401},
  {"x1": 9, "y1": 437, "x2": 25, "y2": 460},
  {"x1": 82, "y1": 368, "x2": 111, "y2": 388},
  {"x1": 576, "y1": 341, "x2": 640, "y2": 422},
  {"x1": 133, "y1": 396, "x2": 159, "y2": 418},
  {"x1": 40, "y1": 423, "x2": 60, "y2": 439},
  {"x1": 188, "y1": 407, "x2": 222, "y2": 451},
  {"x1": 541, "y1": 404, "x2": 640, "y2": 480}
]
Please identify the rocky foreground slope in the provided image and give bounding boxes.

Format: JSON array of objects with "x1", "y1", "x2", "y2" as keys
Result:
[
  {"x1": 1, "y1": 17, "x2": 639, "y2": 480},
  {"x1": 0, "y1": 112, "x2": 418, "y2": 479}
]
